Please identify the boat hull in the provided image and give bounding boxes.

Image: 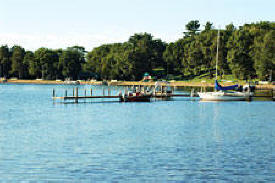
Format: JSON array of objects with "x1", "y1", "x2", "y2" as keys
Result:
[
  {"x1": 121, "y1": 95, "x2": 151, "y2": 102},
  {"x1": 198, "y1": 91, "x2": 250, "y2": 101}
]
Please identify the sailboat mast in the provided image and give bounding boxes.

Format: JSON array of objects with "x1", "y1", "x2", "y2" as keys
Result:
[{"x1": 216, "y1": 29, "x2": 220, "y2": 81}]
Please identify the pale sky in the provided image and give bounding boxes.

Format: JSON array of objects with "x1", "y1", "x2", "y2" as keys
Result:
[{"x1": 0, "y1": 0, "x2": 274, "y2": 51}]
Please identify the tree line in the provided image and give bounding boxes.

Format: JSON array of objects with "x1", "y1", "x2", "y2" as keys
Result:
[{"x1": 0, "y1": 21, "x2": 274, "y2": 81}]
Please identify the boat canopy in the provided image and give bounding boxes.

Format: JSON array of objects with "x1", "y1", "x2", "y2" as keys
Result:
[{"x1": 215, "y1": 80, "x2": 238, "y2": 91}]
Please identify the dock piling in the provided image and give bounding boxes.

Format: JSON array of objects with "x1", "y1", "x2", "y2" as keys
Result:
[
  {"x1": 125, "y1": 87, "x2": 128, "y2": 95},
  {"x1": 75, "y1": 87, "x2": 78, "y2": 103}
]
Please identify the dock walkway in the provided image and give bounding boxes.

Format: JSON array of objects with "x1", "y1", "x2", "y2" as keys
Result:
[{"x1": 52, "y1": 87, "x2": 196, "y2": 103}]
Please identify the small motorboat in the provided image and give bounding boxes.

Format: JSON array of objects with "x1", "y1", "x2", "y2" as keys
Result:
[{"x1": 120, "y1": 91, "x2": 152, "y2": 102}]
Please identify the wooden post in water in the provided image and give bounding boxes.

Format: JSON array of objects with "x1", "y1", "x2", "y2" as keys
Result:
[
  {"x1": 90, "y1": 88, "x2": 93, "y2": 96},
  {"x1": 75, "y1": 87, "x2": 78, "y2": 103},
  {"x1": 84, "y1": 89, "x2": 86, "y2": 97},
  {"x1": 52, "y1": 89, "x2": 55, "y2": 98},
  {"x1": 65, "y1": 90, "x2": 67, "y2": 97},
  {"x1": 172, "y1": 86, "x2": 174, "y2": 94},
  {"x1": 73, "y1": 88, "x2": 75, "y2": 96},
  {"x1": 124, "y1": 87, "x2": 127, "y2": 95}
]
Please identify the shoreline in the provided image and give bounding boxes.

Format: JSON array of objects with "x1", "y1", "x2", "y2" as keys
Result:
[{"x1": 1, "y1": 79, "x2": 274, "y2": 90}]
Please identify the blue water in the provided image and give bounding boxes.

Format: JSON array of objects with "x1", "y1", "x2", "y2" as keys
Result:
[{"x1": 0, "y1": 84, "x2": 274, "y2": 182}]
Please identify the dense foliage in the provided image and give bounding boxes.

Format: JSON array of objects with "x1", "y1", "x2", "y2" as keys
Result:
[{"x1": 0, "y1": 21, "x2": 274, "y2": 81}]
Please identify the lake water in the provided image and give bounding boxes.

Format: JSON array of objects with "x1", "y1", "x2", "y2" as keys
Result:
[{"x1": 0, "y1": 84, "x2": 274, "y2": 182}]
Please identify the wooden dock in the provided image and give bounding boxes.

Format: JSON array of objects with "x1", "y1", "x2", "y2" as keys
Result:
[
  {"x1": 52, "y1": 87, "x2": 196, "y2": 103},
  {"x1": 54, "y1": 96, "x2": 121, "y2": 100},
  {"x1": 53, "y1": 94, "x2": 193, "y2": 100}
]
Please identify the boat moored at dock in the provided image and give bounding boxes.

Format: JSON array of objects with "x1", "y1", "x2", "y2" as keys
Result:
[
  {"x1": 120, "y1": 91, "x2": 152, "y2": 102},
  {"x1": 198, "y1": 90, "x2": 250, "y2": 101},
  {"x1": 198, "y1": 30, "x2": 254, "y2": 102}
]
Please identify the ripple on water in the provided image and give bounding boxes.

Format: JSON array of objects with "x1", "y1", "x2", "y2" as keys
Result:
[{"x1": 0, "y1": 84, "x2": 274, "y2": 182}]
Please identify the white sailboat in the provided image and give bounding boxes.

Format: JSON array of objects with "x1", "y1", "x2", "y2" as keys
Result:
[
  {"x1": 198, "y1": 30, "x2": 251, "y2": 101},
  {"x1": 198, "y1": 90, "x2": 250, "y2": 101}
]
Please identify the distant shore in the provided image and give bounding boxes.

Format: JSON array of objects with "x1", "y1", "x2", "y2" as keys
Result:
[
  {"x1": 2, "y1": 79, "x2": 102, "y2": 85},
  {"x1": 1, "y1": 79, "x2": 225, "y2": 87},
  {"x1": 1, "y1": 79, "x2": 274, "y2": 90}
]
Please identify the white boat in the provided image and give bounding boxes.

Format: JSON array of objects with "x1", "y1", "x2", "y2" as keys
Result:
[
  {"x1": 198, "y1": 30, "x2": 251, "y2": 101},
  {"x1": 199, "y1": 91, "x2": 250, "y2": 101},
  {"x1": 64, "y1": 78, "x2": 80, "y2": 85}
]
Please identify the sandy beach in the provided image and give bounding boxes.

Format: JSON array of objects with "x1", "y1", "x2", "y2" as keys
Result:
[{"x1": 1, "y1": 79, "x2": 273, "y2": 90}]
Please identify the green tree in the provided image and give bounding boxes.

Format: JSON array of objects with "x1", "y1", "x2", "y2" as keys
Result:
[
  {"x1": 204, "y1": 21, "x2": 213, "y2": 31},
  {"x1": 10, "y1": 46, "x2": 25, "y2": 78},
  {"x1": 184, "y1": 20, "x2": 200, "y2": 37},
  {"x1": 85, "y1": 45, "x2": 111, "y2": 80},
  {"x1": 225, "y1": 23, "x2": 235, "y2": 35},
  {"x1": 59, "y1": 47, "x2": 84, "y2": 80},
  {"x1": 128, "y1": 33, "x2": 166, "y2": 80},
  {"x1": 23, "y1": 51, "x2": 36, "y2": 78},
  {"x1": 163, "y1": 42, "x2": 182, "y2": 75},
  {"x1": 34, "y1": 48, "x2": 59, "y2": 80},
  {"x1": 0, "y1": 45, "x2": 11, "y2": 78},
  {"x1": 253, "y1": 30, "x2": 275, "y2": 80},
  {"x1": 227, "y1": 30, "x2": 254, "y2": 79},
  {"x1": 198, "y1": 30, "x2": 217, "y2": 76},
  {"x1": 1, "y1": 21, "x2": 274, "y2": 81}
]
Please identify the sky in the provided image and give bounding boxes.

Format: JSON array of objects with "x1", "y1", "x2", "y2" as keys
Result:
[{"x1": 0, "y1": 0, "x2": 274, "y2": 51}]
